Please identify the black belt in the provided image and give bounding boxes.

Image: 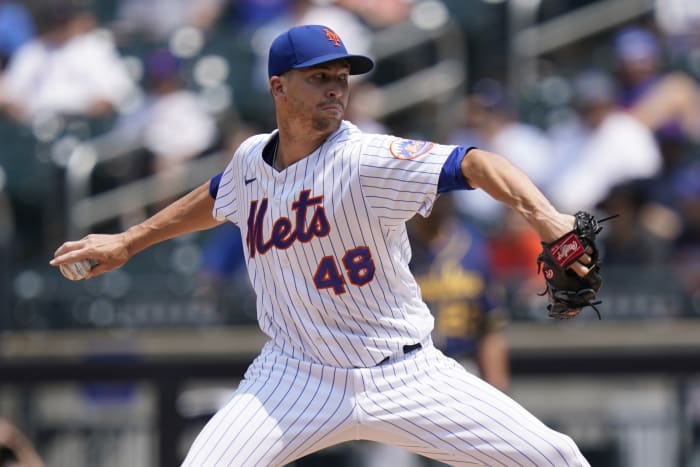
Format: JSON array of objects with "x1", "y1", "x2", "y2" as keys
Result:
[{"x1": 376, "y1": 343, "x2": 422, "y2": 366}]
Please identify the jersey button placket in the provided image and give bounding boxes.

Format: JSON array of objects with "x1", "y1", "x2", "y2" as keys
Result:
[{"x1": 273, "y1": 177, "x2": 283, "y2": 202}]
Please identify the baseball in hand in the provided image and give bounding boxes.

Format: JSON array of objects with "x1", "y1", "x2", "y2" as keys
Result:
[{"x1": 59, "y1": 259, "x2": 94, "y2": 281}]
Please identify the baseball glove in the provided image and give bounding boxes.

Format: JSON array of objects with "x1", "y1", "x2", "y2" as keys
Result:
[{"x1": 537, "y1": 211, "x2": 615, "y2": 320}]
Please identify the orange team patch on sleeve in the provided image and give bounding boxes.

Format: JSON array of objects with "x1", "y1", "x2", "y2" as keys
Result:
[{"x1": 389, "y1": 139, "x2": 434, "y2": 160}]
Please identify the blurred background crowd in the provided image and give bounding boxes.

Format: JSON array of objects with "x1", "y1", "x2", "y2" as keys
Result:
[{"x1": 1, "y1": 0, "x2": 700, "y2": 466}]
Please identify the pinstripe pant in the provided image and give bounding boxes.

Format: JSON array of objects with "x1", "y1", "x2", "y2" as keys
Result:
[{"x1": 181, "y1": 341, "x2": 590, "y2": 467}]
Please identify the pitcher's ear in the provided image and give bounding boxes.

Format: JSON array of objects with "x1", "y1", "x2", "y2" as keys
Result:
[{"x1": 270, "y1": 77, "x2": 285, "y2": 97}]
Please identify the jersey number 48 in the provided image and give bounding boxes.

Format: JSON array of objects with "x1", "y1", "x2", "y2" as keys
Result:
[{"x1": 313, "y1": 246, "x2": 375, "y2": 294}]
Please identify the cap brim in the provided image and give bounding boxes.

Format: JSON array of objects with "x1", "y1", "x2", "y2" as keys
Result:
[{"x1": 293, "y1": 53, "x2": 374, "y2": 75}]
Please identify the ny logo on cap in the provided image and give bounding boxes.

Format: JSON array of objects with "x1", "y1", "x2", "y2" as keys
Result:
[{"x1": 323, "y1": 28, "x2": 342, "y2": 47}]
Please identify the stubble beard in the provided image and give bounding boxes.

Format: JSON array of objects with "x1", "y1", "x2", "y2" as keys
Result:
[
  {"x1": 312, "y1": 114, "x2": 341, "y2": 132},
  {"x1": 287, "y1": 95, "x2": 343, "y2": 136}
]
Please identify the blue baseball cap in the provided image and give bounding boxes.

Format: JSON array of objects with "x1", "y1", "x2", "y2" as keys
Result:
[{"x1": 268, "y1": 24, "x2": 374, "y2": 78}]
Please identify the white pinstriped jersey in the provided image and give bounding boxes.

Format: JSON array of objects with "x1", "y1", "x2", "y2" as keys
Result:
[
  {"x1": 213, "y1": 121, "x2": 458, "y2": 368},
  {"x1": 188, "y1": 120, "x2": 591, "y2": 467}
]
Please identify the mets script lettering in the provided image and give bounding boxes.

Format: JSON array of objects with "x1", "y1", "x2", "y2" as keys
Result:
[{"x1": 247, "y1": 190, "x2": 330, "y2": 257}]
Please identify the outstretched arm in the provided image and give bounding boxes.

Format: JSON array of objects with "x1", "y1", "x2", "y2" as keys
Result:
[
  {"x1": 50, "y1": 181, "x2": 225, "y2": 278},
  {"x1": 461, "y1": 148, "x2": 591, "y2": 276}
]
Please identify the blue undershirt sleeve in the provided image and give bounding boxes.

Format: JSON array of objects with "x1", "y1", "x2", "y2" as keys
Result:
[
  {"x1": 437, "y1": 146, "x2": 476, "y2": 193},
  {"x1": 209, "y1": 172, "x2": 223, "y2": 199}
]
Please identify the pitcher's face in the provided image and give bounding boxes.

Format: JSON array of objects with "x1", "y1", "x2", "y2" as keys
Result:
[{"x1": 276, "y1": 60, "x2": 350, "y2": 133}]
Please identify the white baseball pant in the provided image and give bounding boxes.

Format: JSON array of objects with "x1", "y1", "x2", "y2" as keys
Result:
[{"x1": 181, "y1": 341, "x2": 590, "y2": 466}]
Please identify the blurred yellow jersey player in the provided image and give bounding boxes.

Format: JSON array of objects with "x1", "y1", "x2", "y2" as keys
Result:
[{"x1": 408, "y1": 195, "x2": 510, "y2": 392}]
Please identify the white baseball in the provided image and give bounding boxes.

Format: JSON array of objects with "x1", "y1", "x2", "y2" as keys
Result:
[{"x1": 59, "y1": 259, "x2": 93, "y2": 281}]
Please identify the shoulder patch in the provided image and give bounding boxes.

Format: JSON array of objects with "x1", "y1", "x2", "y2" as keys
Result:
[{"x1": 389, "y1": 138, "x2": 434, "y2": 160}]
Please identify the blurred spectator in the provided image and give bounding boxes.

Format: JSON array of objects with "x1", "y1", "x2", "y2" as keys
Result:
[
  {"x1": 111, "y1": 0, "x2": 226, "y2": 43},
  {"x1": 627, "y1": 71, "x2": 700, "y2": 149},
  {"x1": 196, "y1": 222, "x2": 256, "y2": 321},
  {"x1": 0, "y1": 0, "x2": 138, "y2": 124},
  {"x1": 0, "y1": 1, "x2": 34, "y2": 70},
  {"x1": 613, "y1": 25, "x2": 700, "y2": 169},
  {"x1": 670, "y1": 162, "x2": 700, "y2": 251},
  {"x1": 595, "y1": 179, "x2": 676, "y2": 266},
  {"x1": 343, "y1": 81, "x2": 389, "y2": 134},
  {"x1": 547, "y1": 69, "x2": 663, "y2": 213},
  {"x1": 667, "y1": 161, "x2": 700, "y2": 296},
  {"x1": 448, "y1": 78, "x2": 554, "y2": 226},
  {"x1": 487, "y1": 208, "x2": 543, "y2": 291},
  {"x1": 485, "y1": 207, "x2": 549, "y2": 321},
  {"x1": 217, "y1": 0, "x2": 291, "y2": 33},
  {"x1": 613, "y1": 25, "x2": 665, "y2": 109},
  {"x1": 335, "y1": 0, "x2": 411, "y2": 28},
  {"x1": 108, "y1": 48, "x2": 220, "y2": 218},
  {"x1": 0, "y1": 418, "x2": 44, "y2": 467},
  {"x1": 138, "y1": 49, "x2": 219, "y2": 174},
  {"x1": 654, "y1": 0, "x2": 700, "y2": 66},
  {"x1": 222, "y1": 0, "x2": 409, "y2": 35},
  {"x1": 199, "y1": 223, "x2": 245, "y2": 282}
]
